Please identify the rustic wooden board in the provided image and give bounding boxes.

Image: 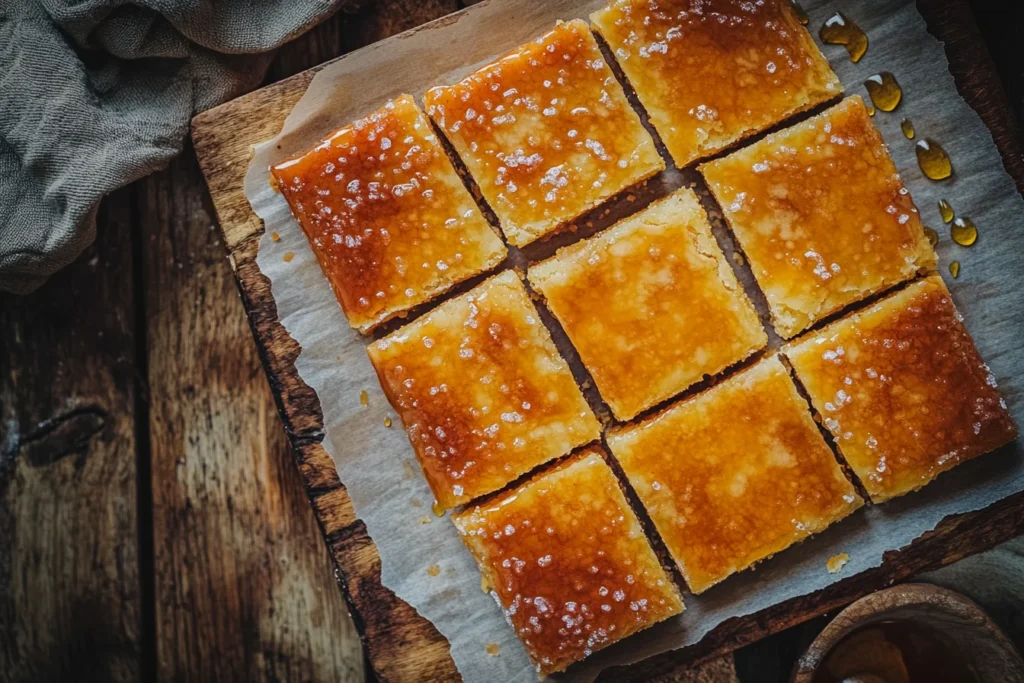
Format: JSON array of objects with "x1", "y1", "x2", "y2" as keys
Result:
[{"x1": 190, "y1": 1, "x2": 1024, "y2": 680}]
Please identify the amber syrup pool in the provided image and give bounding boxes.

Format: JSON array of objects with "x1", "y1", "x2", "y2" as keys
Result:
[
  {"x1": 865, "y1": 72, "x2": 902, "y2": 111},
  {"x1": 820, "y1": 12, "x2": 868, "y2": 62},
  {"x1": 916, "y1": 139, "x2": 953, "y2": 180}
]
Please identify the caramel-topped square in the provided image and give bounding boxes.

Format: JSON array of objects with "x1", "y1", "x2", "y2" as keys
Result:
[
  {"x1": 785, "y1": 276, "x2": 1017, "y2": 503},
  {"x1": 367, "y1": 271, "x2": 600, "y2": 509},
  {"x1": 424, "y1": 20, "x2": 664, "y2": 247},
  {"x1": 702, "y1": 96, "x2": 936, "y2": 339},
  {"x1": 607, "y1": 356, "x2": 861, "y2": 594},
  {"x1": 591, "y1": 0, "x2": 841, "y2": 168},
  {"x1": 271, "y1": 95, "x2": 506, "y2": 334},
  {"x1": 454, "y1": 448, "x2": 683, "y2": 675},
  {"x1": 529, "y1": 188, "x2": 766, "y2": 420}
]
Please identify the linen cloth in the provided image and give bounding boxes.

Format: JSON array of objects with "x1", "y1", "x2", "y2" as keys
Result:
[{"x1": 0, "y1": 0, "x2": 350, "y2": 294}]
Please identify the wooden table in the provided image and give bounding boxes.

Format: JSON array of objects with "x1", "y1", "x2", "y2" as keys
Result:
[{"x1": 1, "y1": 1, "x2": 1020, "y2": 682}]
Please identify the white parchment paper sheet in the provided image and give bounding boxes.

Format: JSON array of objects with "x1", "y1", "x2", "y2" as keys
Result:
[{"x1": 243, "y1": 1, "x2": 1024, "y2": 680}]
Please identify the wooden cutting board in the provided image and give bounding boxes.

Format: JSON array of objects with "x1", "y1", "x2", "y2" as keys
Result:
[{"x1": 191, "y1": 1, "x2": 1024, "y2": 680}]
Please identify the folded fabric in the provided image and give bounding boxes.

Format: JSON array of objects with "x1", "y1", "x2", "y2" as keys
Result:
[{"x1": 0, "y1": 0, "x2": 352, "y2": 294}]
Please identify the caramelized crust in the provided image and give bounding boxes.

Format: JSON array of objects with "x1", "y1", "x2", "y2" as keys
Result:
[
  {"x1": 702, "y1": 96, "x2": 936, "y2": 339},
  {"x1": 591, "y1": 0, "x2": 841, "y2": 168},
  {"x1": 271, "y1": 95, "x2": 506, "y2": 333},
  {"x1": 424, "y1": 20, "x2": 664, "y2": 247},
  {"x1": 529, "y1": 188, "x2": 766, "y2": 420},
  {"x1": 607, "y1": 356, "x2": 861, "y2": 593},
  {"x1": 785, "y1": 276, "x2": 1018, "y2": 503},
  {"x1": 453, "y1": 449, "x2": 683, "y2": 675},
  {"x1": 367, "y1": 271, "x2": 600, "y2": 509}
]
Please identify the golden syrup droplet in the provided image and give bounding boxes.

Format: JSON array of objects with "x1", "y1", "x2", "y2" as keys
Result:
[
  {"x1": 866, "y1": 105, "x2": 876, "y2": 117},
  {"x1": 923, "y1": 227, "x2": 939, "y2": 246},
  {"x1": 900, "y1": 118, "x2": 915, "y2": 139},
  {"x1": 282, "y1": 252, "x2": 295, "y2": 263},
  {"x1": 271, "y1": 231, "x2": 281, "y2": 242},
  {"x1": 486, "y1": 643, "x2": 501, "y2": 656},
  {"x1": 949, "y1": 261, "x2": 961, "y2": 279},
  {"x1": 791, "y1": 0, "x2": 809, "y2": 25},
  {"x1": 431, "y1": 501, "x2": 445, "y2": 517},
  {"x1": 359, "y1": 389, "x2": 368, "y2": 406},
  {"x1": 864, "y1": 72, "x2": 902, "y2": 112},
  {"x1": 383, "y1": 416, "x2": 393, "y2": 427},
  {"x1": 820, "y1": 12, "x2": 868, "y2": 63},
  {"x1": 916, "y1": 139, "x2": 953, "y2": 180},
  {"x1": 951, "y1": 217, "x2": 978, "y2": 246},
  {"x1": 269, "y1": 174, "x2": 280, "y2": 192},
  {"x1": 426, "y1": 564, "x2": 441, "y2": 577},
  {"x1": 938, "y1": 199, "x2": 955, "y2": 223}
]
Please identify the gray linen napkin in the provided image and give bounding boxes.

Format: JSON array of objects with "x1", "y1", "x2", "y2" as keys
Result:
[{"x1": 0, "y1": 0, "x2": 351, "y2": 294}]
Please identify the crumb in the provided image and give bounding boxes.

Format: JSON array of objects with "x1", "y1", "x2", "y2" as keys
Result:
[
  {"x1": 359, "y1": 390, "x2": 368, "y2": 406},
  {"x1": 417, "y1": 516, "x2": 432, "y2": 525},
  {"x1": 732, "y1": 252, "x2": 746, "y2": 266},
  {"x1": 827, "y1": 553, "x2": 850, "y2": 574},
  {"x1": 486, "y1": 643, "x2": 500, "y2": 656},
  {"x1": 426, "y1": 564, "x2": 441, "y2": 576}
]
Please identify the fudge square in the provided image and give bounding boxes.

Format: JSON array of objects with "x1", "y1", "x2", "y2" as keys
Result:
[
  {"x1": 424, "y1": 19, "x2": 664, "y2": 247},
  {"x1": 366, "y1": 270, "x2": 600, "y2": 509},
  {"x1": 591, "y1": 0, "x2": 841, "y2": 168},
  {"x1": 785, "y1": 276, "x2": 1018, "y2": 503},
  {"x1": 453, "y1": 448, "x2": 683, "y2": 675},
  {"x1": 271, "y1": 94, "x2": 506, "y2": 334},
  {"x1": 701, "y1": 96, "x2": 936, "y2": 339},
  {"x1": 529, "y1": 187, "x2": 766, "y2": 421},
  {"x1": 607, "y1": 355, "x2": 861, "y2": 594}
]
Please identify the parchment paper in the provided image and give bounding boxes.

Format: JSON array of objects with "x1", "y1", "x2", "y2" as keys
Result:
[{"x1": 243, "y1": 1, "x2": 1024, "y2": 680}]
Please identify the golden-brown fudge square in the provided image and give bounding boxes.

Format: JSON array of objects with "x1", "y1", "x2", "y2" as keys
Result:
[
  {"x1": 785, "y1": 276, "x2": 1018, "y2": 503},
  {"x1": 607, "y1": 356, "x2": 861, "y2": 593},
  {"x1": 271, "y1": 95, "x2": 506, "y2": 334},
  {"x1": 367, "y1": 270, "x2": 600, "y2": 509},
  {"x1": 530, "y1": 188, "x2": 766, "y2": 420},
  {"x1": 591, "y1": 0, "x2": 841, "y2": 168},
  {"x1": 454, "y1": 448, "x2": 683, "y2": 675},
  {"x1": 424, "y1": 20, "x2": 664, "y2": 247},
  {"x1": 702, "y1": 96, "x2": 936, "y2": 339}
]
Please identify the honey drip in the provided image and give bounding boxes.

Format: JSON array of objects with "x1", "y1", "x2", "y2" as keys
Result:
[
  {"x1": 282, "y1": 252, "x2": 295, "y2": 263},
  {"x1": 486, "y1": 643, "x2": 501, "y2": 656},
  {"x1": 923, "y1": 227, "x2": 939, "y2": 246},
  {"x1": 938, "y1": 199, "x2": 954, "y2": 223},
  {"x1": 866, "y1": 105, "x2": 876, "y2": 117},
  {"x1": 359, "y1": 389, "x2": 369, "y2": 406},
  {"x1": 426, "y1": 564, "x2": 441, "y2": 577},
  {"x1": 431, "y1": 501, "x2": 445, "y2": 517},
  {"x1": 791, "y1": 1, "x2": 809, "y2": 25},
  {"x1": 900, "y1": 118, "x2": 915, "y2": 139},
  {"x1": 949, "y1": 261, "x2": 961, "y2": 279},
  {"x1": 383, "y1": 416, "x2": 393, "y2": 427},
  {"x1": 916, "y1": 139, "x2": 953, "y2": 180},
  {"x1": 864, "y1": 72, "x2": 902, "y2": 112},
  {"x1": 820, "y1": 12, "x2": 868, "y2": 63},
  {"x1": 951, "y1": 217, "x2": 978, "y2": 246}
]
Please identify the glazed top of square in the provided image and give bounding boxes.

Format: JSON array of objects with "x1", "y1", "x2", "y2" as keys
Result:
[
  {"x1": 424, "y1": 19, "x2": 664, "y2": 247},
  {"x1": 366, "y1": 270, "x2": 599, "y2": 509},
  {"x1": 785, "y1": 276, "x2": 1018, "y2": 502},
  {"x1": 702, "y1": 96, "x2": 936, "y2": 339},
  {"x1": 529, "y1": 187, "x2": 766, "y2": 420},
  {"x1": 607, "y1": 355, "x2": 861, "y2": 593},
  {"x1": 453, "y1": 448, "x2": 683, "y2": 675},
  {"x1": 591, "y1": 0, "x2": 841, "y2": 168},
  {"x1": 271, "y1": 95, "x2": 506, "y2": 333}
]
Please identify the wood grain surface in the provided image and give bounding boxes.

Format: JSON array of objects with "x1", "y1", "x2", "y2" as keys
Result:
[{"x1": 189, "y1": 0, "x2": 1024, "y2": 681}]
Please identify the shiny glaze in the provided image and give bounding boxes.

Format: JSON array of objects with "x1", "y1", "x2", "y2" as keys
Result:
[
  {"x1": 366, "y1": 271, "x2": 600, "y2": 509},
  {"x1": 453, "y1": 449, "x2": 684, "y2": 675},
  {"x1": 424, "y1": 20, "x2": 663, "y2": 247},
  {"x1": 529, "y1": 188, "x2": 766, "y2": 421},
  {"x1": 702, "y1": 96, "x2": 936, "y2": 339},
  {"x1": 785, "y1": 276, "x2": 1018, "y2": 502},
  {"x1": 592, "y1": 0, "x2": 841, "y2": 168},
  {"x1": 607, "y1": 356, "x2": 861, "y2": 593},
  {"x1": 271, "y1": 95, "x2": 506, "y2": 333}
]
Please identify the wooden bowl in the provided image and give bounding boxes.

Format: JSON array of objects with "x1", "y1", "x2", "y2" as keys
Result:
[{"x1": 791, "y1": 583, "x2": 1024, "y2": 682}]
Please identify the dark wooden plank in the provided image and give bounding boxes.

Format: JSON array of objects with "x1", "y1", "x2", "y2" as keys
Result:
[
  {"x1": 189, "y1": 1, "x2": 1024, "y2": 681},
  {"x1": 140, "y1": 149, "x2": 364, "y2": 683},
  {"x1": 0, "y1": 190, "x2": 140, "y2": 682}
]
